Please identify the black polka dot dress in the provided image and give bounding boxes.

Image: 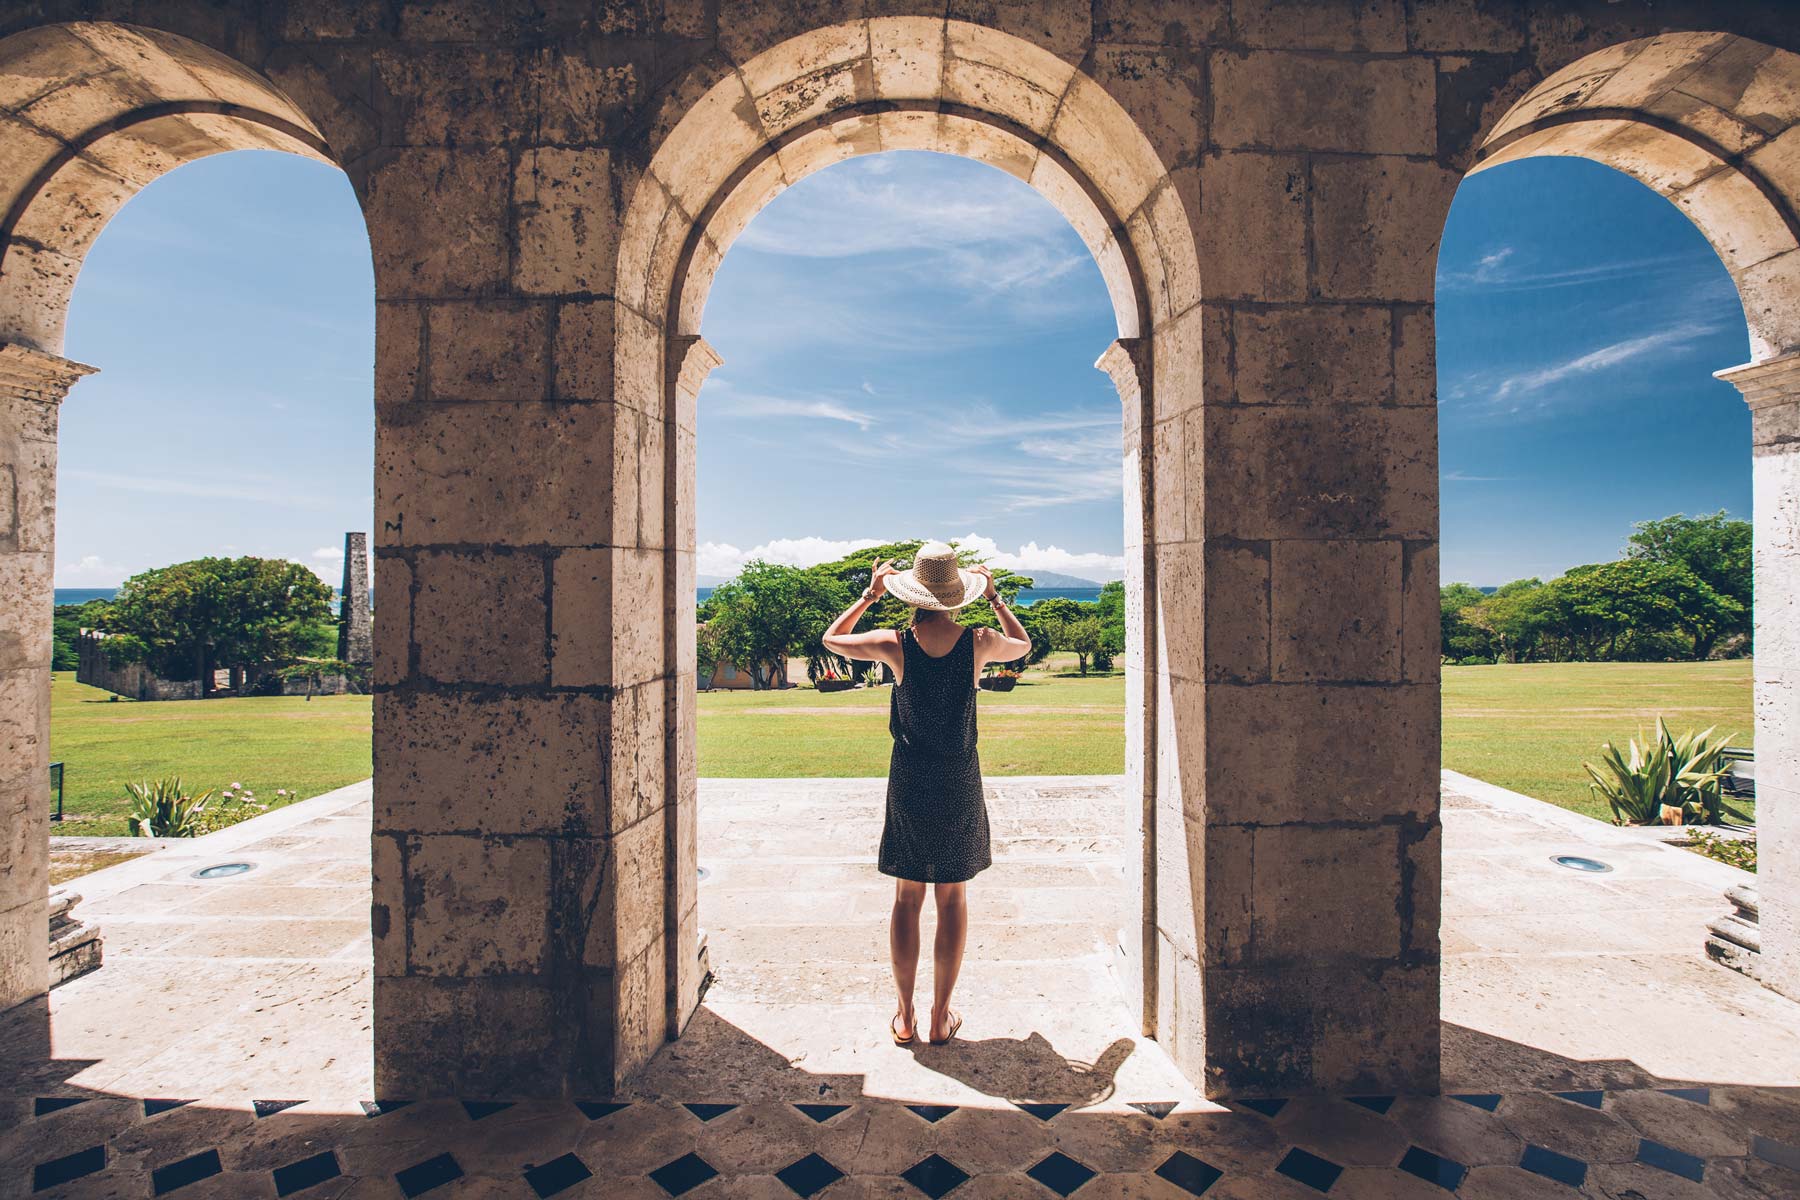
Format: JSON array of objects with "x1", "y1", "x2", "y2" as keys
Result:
[{"x1": 879, "y1": 625, "x2": 992, "y2": 884}]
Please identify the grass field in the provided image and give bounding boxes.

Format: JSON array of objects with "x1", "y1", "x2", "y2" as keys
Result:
[
  {"x1": 1442, "y1": 659, "x2": 1753, "y2": 821},
  {"x1": 48, "y1": 672, "x2": 371, "y2": 836},
  {"x1": 697, "y1": 654, "x2": 1126, "y2": 776},
  {"x1": 44, "y1": 658, "x2": 1756, "y2": 834}
]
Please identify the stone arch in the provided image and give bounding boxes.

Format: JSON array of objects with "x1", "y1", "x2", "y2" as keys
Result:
[
  {"x1": 1461, "y1": 32, "x2": 1800, "y2": 1005},
  {"x1": 0, "y1": 21, "x2": 337, "y2": 354},
  {"x1": 0, "y1": 21, "x2": 352, "y2": 1016},
  {"x1": 614, "y1": 16, "x2": 1201, "y2": 1082}
]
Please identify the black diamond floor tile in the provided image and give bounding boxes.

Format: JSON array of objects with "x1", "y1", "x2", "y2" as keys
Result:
[
  {"x1": 1239, "y1": 1098, "x2": 1288, "y2": 1118},
  {"x1": 1346, "y1": 1096, "x2": 1395, "y2": 1115},
  {"x1": 1450, "y1": 1094, "x2": 1501, "y2": 1112},
  {"x1": 361, "y1": 1100, "x2": 413, "y2": 1117},
  {"x1": 254, "y1": 1100, "x2": 305, "y2": 1118},
  {"x1": 1129, "y1": 1101, "x2": 1176, "y2": 1120},
  {"x1": 34, "y1": 1145, "x2": 106, "y2": 1191},
  {"x1": 1659, "y1": 1087, "x2": 1710, "y2": 1106},
  {"x1": 683, "y1": 1102, "x2": 737, "y2": 1122},
  {"x1": 794, "y1": 1103, "x2": 850, "y2": 1123},
  {"x1": 649, "y1": 1152, "x2": 718, "y2": 1197},
  {"x1": 525, "y1": 1152, "x2": 593, "y2": 1198},
  {"x1": 460, "y1": 1100, "x2": 514, "y2": 1121},
  {"x1": 395, "y1": 1152, "x2": 463, "y2": 1197},
  {"x1": 143, "y1": 1098, "x2": 195, "y2": 1117},
  {"x1": 273, "y1": 1150, "x2": 341, "y2": 1197},
  {"x1": 1397, "y1": 1146, "x2": 1466, "y2": 1192},
  {"x1": 1519, "y1": 1144, "x2": 1586, "y2": 1189},
  {"x1": 906, "y1": 1104, "x2": 958, "y2": 1124},
  {"x1": 1277, "y1": 1147, "x2": 1343, "y2": 1193},
  {"x1": 1636, "y1": 1139, "x2": 1704, "y2": 1183},
  {"x1": 33, "y1": 1097, "x2": 87, "y2": 1117},
  {"x1": 1553, "y1": 1090, "x2": 1603, "y2": 1110},
  {"x1": 776, "y1": 1152, "x2": 845, "y2": 1197},
  {"x1": 152, "y1": 1149, "x2": 222, "y2": 1196},
  {"x1": 901, "y1": 1153, "x2": 969, "y2": 1198},
  {"x1": 1154, "y1": 1151, "x2": 1223, "y2": 1196},
  {"x1": 1753, "y1": 1134, "x2": 1800, "y2": 1170},
  {"x1": 1016, "y1": 1102, "x2": 1068, "y2": 1122},
  {"x1": 1026, "y1": 1151, "x2": 1096, "y2": 1197},
  {"x1": 575, "y1": 1101, "x2": 630, "y2": 1121}
]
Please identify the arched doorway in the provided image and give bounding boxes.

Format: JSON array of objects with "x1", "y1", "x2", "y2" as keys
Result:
[
  {"x1": 0, "y1": 22, "x2": 365, "y2": 1020},
  {"x1": 1453, "y1": 31, "x2": 1800, "y2": 1013}
]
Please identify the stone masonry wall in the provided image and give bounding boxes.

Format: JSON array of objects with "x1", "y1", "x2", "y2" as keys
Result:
[{"x1": 3, "y1": 0, "x2": 1800, "y2": 1101}]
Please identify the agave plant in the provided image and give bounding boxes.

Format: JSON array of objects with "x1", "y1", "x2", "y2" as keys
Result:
[
  {"x1": 124, "y1": 777, "x2": 216, "y2": 837},
  {"x1": 1583, "y1": 720, "x2": 1746, "y2": 827}
]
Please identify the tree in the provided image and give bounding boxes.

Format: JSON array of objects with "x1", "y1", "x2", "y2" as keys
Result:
[
  {"x1": 1091, "y1": 580, "x2": 1126, "y2": 670},
  {"x1": 1627, "y1": 511, "x2": 1752, "y2": 652},
  {"x1": 1535, "y1": 560, "x2": 1692, "y2": 660},
  {"x1": 703, "y1": 560, "x2": 848, "y2": 689},
  {"x1": 98, "y1": 557, "x2": 332, "y2": 694},
  {"x1": 1439, "y1": 582, "x2": 1491, "y2": 662},
  {"x1": 1463, "y1": 578, "x2": 1546, "y2": 663}
]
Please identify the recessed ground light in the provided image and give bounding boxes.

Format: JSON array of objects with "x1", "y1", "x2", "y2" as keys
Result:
[
  {"x1": 1551, "y1": 855, "x2": 1613, "y2": 874},
  {"x1": 192, "y1": 862, "x2": 256, "y2": 879}
]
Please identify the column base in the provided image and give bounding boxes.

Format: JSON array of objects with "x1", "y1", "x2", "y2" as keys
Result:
[{"x1": 48, "y1": 888, "x2": 102, "y2": 987}]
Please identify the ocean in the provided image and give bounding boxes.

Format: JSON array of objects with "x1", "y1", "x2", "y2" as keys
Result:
[
  {"x1": 54, "y1": 588, "x2": 116, "y2": 606},
  {"x1": 695, "y1": 586, "x2": 1106, "y2": 606}
]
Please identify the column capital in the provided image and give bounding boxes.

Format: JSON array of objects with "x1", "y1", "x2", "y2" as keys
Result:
[
  {"x1": 1095, "y1": 337, "x2": 1149, "y2": 406},
  {"x1": 0, "y1": 343, "x2": 97, "y2": 401},
  {"x1": 1714, "y1": 352, "x2": 1800, "y2": 409},
  {"x1": 668, "y1": 335, "x2": 722, "y2": 433}
]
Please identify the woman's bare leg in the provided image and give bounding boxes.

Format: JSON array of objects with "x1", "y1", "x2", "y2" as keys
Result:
[
  {"x1": 930, "y1": 882, "x2": 968, "y2": 1041},
  {"x1": 890, "y1": 879, "x2": 927, "y2": 1039}
]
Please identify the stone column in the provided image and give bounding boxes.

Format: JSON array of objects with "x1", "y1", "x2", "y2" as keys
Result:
[
  {"x1": 1096, "y1": 338, "x2": 1157, "y2": 1033},
  {"x1": 337, "y1": 531, "x2": 371, "y2": 666},
  {"x1": 0, "y1": 343, "x2": 95, "y2": 1013},
  {"x1": 1171, "y1": 144, "x2": 1453, "y2": 1095},
  {"x1": 665, "y1": 335, "x2": 719, "y2": 1041},
  {"x1": 1715, "y1": 353, "x2": 1800, "y2": 1002}
]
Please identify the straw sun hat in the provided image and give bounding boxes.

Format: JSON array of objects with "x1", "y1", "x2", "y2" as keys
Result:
[{"x1": 884, "y1": 541, "x2": 987, "y2": 610}]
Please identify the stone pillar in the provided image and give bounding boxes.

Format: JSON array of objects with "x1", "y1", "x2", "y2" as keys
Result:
[
  {"x1": 337, "y1": 531, "x2": 371, "y2": 666},
  {"x1": 1097, "y1": 338, "x2": 1157, "y2": 1034},
  {"x1": 0, "y1": 343, "x2": 95, "y2": 1013},
  {"x1": 1715, "y1": 353, "x2": 1800, "y2": 1003},
  {"x1": 1172, "y1": 145, "x2": 1453, "y2": 1094},
  {"x1": 665, "y1": 335, "x2": 719, "y2": 1041}
]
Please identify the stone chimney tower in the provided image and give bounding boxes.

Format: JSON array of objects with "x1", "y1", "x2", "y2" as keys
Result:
[{"x1": 338, "y1": 532, "x2": 372, "y2": 666}]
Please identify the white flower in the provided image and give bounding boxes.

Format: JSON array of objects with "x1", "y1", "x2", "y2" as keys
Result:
[{"x1": 230, "y1": 781, "x2": 242, "y2": 789}]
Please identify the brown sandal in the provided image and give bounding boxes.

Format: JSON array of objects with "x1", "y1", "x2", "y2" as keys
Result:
[
  {"x1": 928, "y1": 1010, "x2": 963, "y2": 1045},
  {"x1": 891, "y1": 1012, "x2": 916, "y2": 1045}
]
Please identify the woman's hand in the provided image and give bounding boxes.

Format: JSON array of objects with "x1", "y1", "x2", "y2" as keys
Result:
[
  {"x1": 972, "y1": 564, "x2": 998, "y2": 601},
  {"x1": 868, "y1": 558, "x2": 899, "y2": 599}
]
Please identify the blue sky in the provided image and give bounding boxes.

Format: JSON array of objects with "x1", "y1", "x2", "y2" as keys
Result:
[{"x1": 54, "y1": 148, "x2": 1752, "y2": 590}]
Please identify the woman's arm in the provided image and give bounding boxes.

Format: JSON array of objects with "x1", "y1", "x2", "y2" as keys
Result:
[
  {"x1": 822, "y1": 558, "x2": 903, "y2": 670},
  {"x1": 970, "y1": 566, "x2": 1032, "y2": 666}
]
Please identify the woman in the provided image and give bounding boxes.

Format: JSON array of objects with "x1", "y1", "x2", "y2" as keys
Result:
[{"x1": 821, "y1": 542, "x2": 1032, "y2": 1046}]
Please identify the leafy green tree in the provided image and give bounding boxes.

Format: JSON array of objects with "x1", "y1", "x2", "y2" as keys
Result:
[
  {"x1": 1626, "y1": 511, "x2": 1752, "y2": 652},
  {"x1": 99, "y1": 557, "x2": 332, "y2": 694},
  {"x1": 1091, "y1": 580, "x2": 1126, "y2": 670},
  {"x1": 1439, "y1": 582, "x2": 1491, "y2": 661},
  {"x1": 1535, "y1": 560, "x2": 1696, "y2": 660},
  {"x1": 1463, "y1": 578, "x2": 1547, "y2": 663},
  {"x1": 1053, "y1": 615, "x2": 1104, "y2": 675},
  {"x1": 704, "y1": 560, "x2": 848, "y2": 689},
  {"x1": 52, "y1": 599, "x2": 110, "y2": 671}
]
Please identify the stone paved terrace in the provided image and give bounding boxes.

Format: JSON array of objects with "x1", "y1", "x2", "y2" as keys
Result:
[{"x1": 4, "y1": 776, "x2": 1800, "y2": 1197}]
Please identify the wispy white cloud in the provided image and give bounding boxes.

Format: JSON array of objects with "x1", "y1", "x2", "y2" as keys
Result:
[
  {"x1": 695, "y1": 532, "x2": 1124, "y2": 583},
  {"x1": 62, "y1": 468, "x2": 339, "y2": 510},
  {"x1": 1443, "y1": 470, "x2": 1507, "y2": 482},
  {"x1": 704, "y1": 378, "x2": 879, "y2": 430},
  {"x1": 1492, "y1": 322, "x2": 1717, "y2": 401},
  {"x1": 57, "y1": 553, "x2": 128, "y2": 585}
]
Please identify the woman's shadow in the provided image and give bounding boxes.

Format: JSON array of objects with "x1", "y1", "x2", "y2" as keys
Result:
[{"x1": 907, "y1": 1032, "x2": 1136, "y2": 1108}]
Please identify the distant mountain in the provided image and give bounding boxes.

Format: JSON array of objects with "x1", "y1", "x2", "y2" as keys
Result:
[{"x1": 1014, "y1": 570, "x2": 1104, "y2": 588}]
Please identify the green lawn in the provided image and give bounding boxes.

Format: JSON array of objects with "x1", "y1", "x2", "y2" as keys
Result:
[
  {"x1": 1442, "y1": 659, "x2": 1753, "y2": 821},
  {"x1": 698, "y1": 654, "x2": 1126, "y2": 776},
  {"x1": 45, "y1": 658, "x2": 1756, "y2": 833},
  {"x1": 48, "y1": 672, "x2": 371, "y2": 836}
]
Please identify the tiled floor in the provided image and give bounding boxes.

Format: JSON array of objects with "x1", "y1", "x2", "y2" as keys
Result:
[
  {"x1": 8, "y1": 1085, "x2": 1800, "y2": 1197},
  {"x1": 5, "y1": 773, "x2": 1800, "y2": 1196}
]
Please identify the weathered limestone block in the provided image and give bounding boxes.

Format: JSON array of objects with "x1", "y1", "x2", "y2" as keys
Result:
[
  {"x1": 1270, "y1": 539, "x2": 1403, "y2": 683},
  {"x1": 411, "y1": 550, "x2": 549, "y2": 685},
  {"x1": 364, "y1": 149, "x2": 510, "y2": 298},
  {"x1": 1213, "y1": 52, "x2": 1435, "y2": 155},
  {"x1": 425, "y1": 301, "x2": 550, "y2": 403},
  {"x1": 1234, "y1": 0, "x2": 1406, "y2": 52}
]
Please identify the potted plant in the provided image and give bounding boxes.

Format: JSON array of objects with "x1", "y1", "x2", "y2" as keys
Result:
[
  {"x1": 815, "y1": 667, "x2": 855, "y2": 693},
  {"x1": 979, "y1": 667, "x2": 1021, "y2": 692}
]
